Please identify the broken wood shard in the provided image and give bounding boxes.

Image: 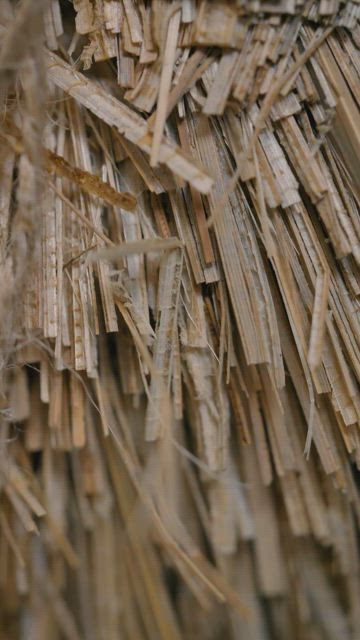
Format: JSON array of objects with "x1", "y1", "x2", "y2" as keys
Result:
[{"x1": 46, "y1": 49, "x2": 214, "y2": 194}]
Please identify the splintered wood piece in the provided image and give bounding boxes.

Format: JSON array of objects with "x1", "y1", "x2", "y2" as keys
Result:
[
  {"x1": 145, "y1": 248, "x2": 183, "y2": 440},
  {"x1": 1, "y1": 119, "x2": 137, "y2": 211},
  {"x1": 150, "y1": 8, "x2": 181, "y2": 166},
  {"x1": 45, "y1": 50, "x2": 213, "y2": 194},
  {"x1": 177, "y1": 117, "x2": 215, "y2": 265}
]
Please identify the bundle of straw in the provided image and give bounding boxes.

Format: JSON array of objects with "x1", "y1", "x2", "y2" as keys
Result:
[{"x1": 1, "y1": 1, "x2": 360, "y2": 638}]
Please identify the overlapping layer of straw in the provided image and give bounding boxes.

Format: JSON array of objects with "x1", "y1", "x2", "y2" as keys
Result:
[{"x1": 1, "y1": 1, "x2": 360, "y2": 638}]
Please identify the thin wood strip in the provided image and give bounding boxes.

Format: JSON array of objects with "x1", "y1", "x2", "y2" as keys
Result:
[{"x1": 45, "y1": 48, "x2": 213, "y2": 194}]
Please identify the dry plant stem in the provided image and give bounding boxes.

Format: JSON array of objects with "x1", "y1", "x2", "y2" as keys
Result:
[
  {"x1": 48, "y1": 181, "x2": 114, "y2": 247},
  {"x1": 207, "y1": 26, "x2": 333, "y2": 229},
  {"x1": 0, "y1": 124, "x2": 136, "y2": 211},
  {"x1": 92, "y1": 237, "x2": 184, "y2": 261},
  {"x1": 107, "y1": 422, "x2": 249, "y2": 617},
  {"x1": 150, "y1": 8, "x2": 181, "y2": 166},
  {"x1": 0, "y1": 511, "x2": 25, "y2": 568},
  {"x1": 46, "y1": 148, "x2": 136, "y2": 211},
  {"x1": 147, "y1": 49, "x2": 211, "y2": 128},
  {"x1": 44, "y1": 48, "x2": 214, "y2": 194}
]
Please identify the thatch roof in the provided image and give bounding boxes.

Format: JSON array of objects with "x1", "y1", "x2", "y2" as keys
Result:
[{"x1": 1, "y1": 1, "x2": 360, "y2": 638}]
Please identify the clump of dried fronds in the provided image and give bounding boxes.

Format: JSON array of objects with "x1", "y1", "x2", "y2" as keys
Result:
[{"x1": 1, "y1": 1, "x2": 360, "y2": 639}]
